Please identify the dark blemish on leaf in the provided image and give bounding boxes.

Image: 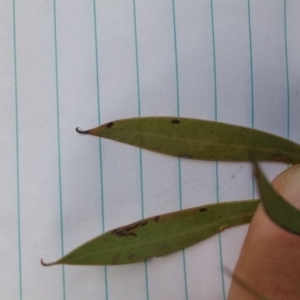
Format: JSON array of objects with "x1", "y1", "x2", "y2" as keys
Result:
[
  {"x1": 128, "y1": 254, "x2": 135, "y2": 259},
  {"x1": 141, "y1": 221, "x2": 148, "y2": 226},
  {"x1": 153, "y1": 216, "x2": 160, "y2": 223},
  {"x1": 171, "y1": 119, "x2": 180, "y2": 124},
  {"x1": 115, "y1": 231, "x2": 127, "y2": 237},
  {"x1": 128, "y1": 232, "x2": 137, "y2": 237},
  {"x1": 199, "y1": 207, "x2": 207, "y2": 212},
  {"x1": 76, "y1": 127, "x2": 90, "y2": 134},
  {"x1": 124, "y1": 222, "x2": 141, "y2": 232},
  {"x1": 106, "y1": 122, "x2": 114, "y2": 128}
]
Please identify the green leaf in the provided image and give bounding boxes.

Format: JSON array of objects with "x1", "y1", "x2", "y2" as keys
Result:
[
  {"x1": 42, "y1": 200, "x2": 258, "y2": 266},
  {"x1": 254, "y1": 162, "x2": 300, "y2": 235},
  {"x1": 76, "y1": 117, "x2": 300, "y2": 164}
]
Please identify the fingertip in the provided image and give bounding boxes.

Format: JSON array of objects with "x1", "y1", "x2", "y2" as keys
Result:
[{"x1": 228, "y1": 164, "x2": 300, "y2": 299}]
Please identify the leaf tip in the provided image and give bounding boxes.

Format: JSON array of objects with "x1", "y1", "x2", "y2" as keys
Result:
[
  {"x1": 76, "y1": 127, "x2": 90, "y2": 134},
  {"x1": 40, "y1": 258, "x2": 58, "y2": 267}
]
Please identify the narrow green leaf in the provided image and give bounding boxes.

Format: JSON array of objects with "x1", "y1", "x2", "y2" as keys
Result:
[
  {"x1": 42, "y1": 200, "x2": 258, "y2": 266},
  {"x1": 76, "y1": 117, "x2": 300, "y2": 164},
  {"x1": 254, "y1": 162, "x2": 300, "y2": 235}
]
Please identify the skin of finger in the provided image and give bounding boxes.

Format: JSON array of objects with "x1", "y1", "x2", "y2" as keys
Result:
[{"x1": 227, "y1": 165, "x2": 300, "y2": 300}]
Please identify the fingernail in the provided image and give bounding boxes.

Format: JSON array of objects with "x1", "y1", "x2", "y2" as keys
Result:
[{"x1": 272, "y1": 164, "x2": 300, "y2": 209}]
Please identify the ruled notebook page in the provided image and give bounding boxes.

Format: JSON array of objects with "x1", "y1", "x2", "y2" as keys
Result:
[{"x1": 1, "y1": 0, "x2": 299, "y2": 299}]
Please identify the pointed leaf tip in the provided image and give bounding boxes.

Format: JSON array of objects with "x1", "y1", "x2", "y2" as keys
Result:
[
  {"x1": 40, "y1": 258, "x2": 57, "y2": 267},
  {"x1": 76, "y1": 127, "x2": 90, "y2": 134}
]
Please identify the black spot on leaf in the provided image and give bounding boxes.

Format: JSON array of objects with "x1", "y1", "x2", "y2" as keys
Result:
[
  {"x1": 124, "y1": 222, "x2": 141, "y2": 232},
  {"x1": 199, "y1": 208, "x2": 207, "y2": 212},
  {"x1": 153, "y1": 216, "x2": 160, "y2": 223},
  {"x1": 115, "y1": 231, "x2": 127, "y2": 237},
  {"x1": 171, "y1": 119, "x2": 180, "y2": 124},
  {"x1": 106, "y1": 122, "x2": 114, "y2": 128}
]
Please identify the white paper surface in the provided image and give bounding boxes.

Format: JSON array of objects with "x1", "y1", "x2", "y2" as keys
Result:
[{"x1": 1, "y1": 0, "x2": 299, "y2": 299}]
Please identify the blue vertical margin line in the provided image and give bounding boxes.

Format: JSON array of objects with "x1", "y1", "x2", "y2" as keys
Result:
[
  {"x1": 247, "y1": 0, "x2": 255, "y2": 200},
  {"x1": 92, "y1": 1, "x2": 109, "y2": 299},
  {"x1": 210, "y1": 1, "x2": 226, "y2": 299},
  {"x1": 132, "y1": 1, "x2": 150, "y2": 300},
  {"x1": 247, "y1": 0, "x2": 254, "y2": 129},
  {"x1": 12, "y1": 1, "x2": 23, "y2": 299},
  {"x1": 171, "y1": 1, "x2": 188, "y2": 300},
  {"x1": 283, "y1": 0, "x2": 290, "y2": 141},
  {"x1": 52, "y1": 1, "x2": 66, "y2": 299}
]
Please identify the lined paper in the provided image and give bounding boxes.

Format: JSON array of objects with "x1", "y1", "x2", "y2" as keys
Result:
[{"x1": 1, "y1": 1, "x2": 299, "y2": 299}]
